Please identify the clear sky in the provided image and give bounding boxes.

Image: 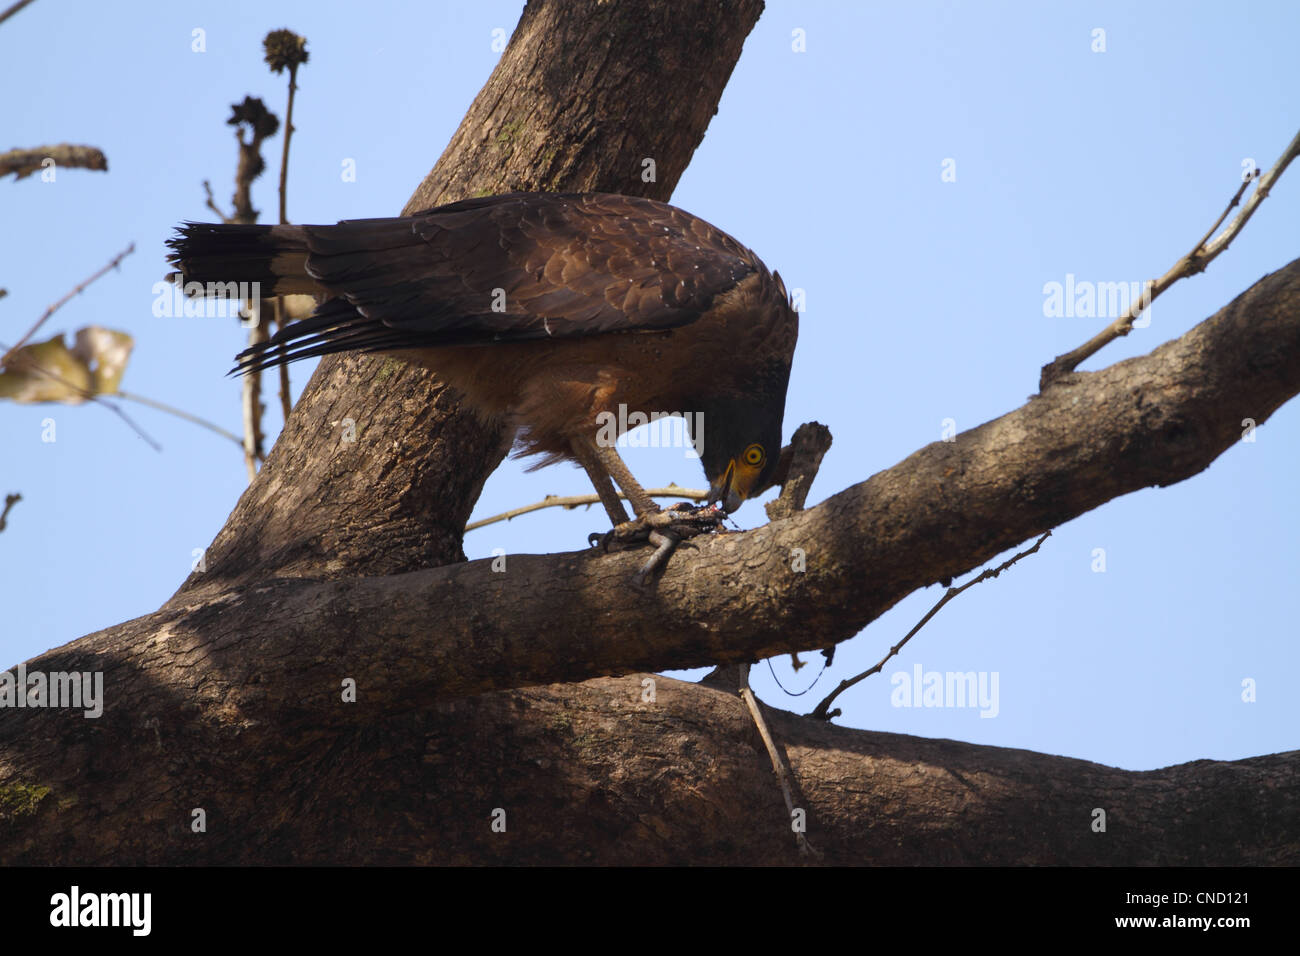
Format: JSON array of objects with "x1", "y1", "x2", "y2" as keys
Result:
[{"x1": 3, "y1": 0, "x2": 1298, "y2": 772}]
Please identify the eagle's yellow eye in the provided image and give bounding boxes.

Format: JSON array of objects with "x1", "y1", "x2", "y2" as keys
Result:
[{"x1": 743, "y1": 444, "x2": 765, "y2": 467}]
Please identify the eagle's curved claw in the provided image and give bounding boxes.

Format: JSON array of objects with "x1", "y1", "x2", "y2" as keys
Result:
[
  {"x1": 633, "y1": 530, "x2": 682, "y2": 587},
  {"x1": 593, "y1": 503, "x2": 728, "y2": 582}
]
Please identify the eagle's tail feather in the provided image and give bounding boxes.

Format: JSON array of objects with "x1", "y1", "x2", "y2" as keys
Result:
[
  {"x1": 168, "y1": 222, "x2": 396, "y2": 376},
  {"x1": 166, "y1": 222, "x2": 319, "y2": 297},
  {"x1": 230, "y1": 298, "x2": 402, "y2": 375}
]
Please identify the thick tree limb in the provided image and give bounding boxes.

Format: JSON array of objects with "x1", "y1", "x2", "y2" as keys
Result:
[
  {"x1": 10, "y1": 257, "x2": 1298, "y2": 718},
  {"x1": 154, "y1": 260, "x2": 1300, "y2": 704},
  {"x1": 3, "y1": 672, "x2": 1295, "y2": 864}
]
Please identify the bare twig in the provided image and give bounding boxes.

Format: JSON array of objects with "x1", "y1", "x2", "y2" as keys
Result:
[
  {"x1": 273, "y1": 298, "x2": 292, "y2": 420},
  {"x1": 1041, "y1": 127, "x2": 1300, "y2": 389},
  {"x1": 201, "y1": 180, "x2": 233, "y2": 223},
  {"x1": 226, "y1": 96, "x2": 278, "y2": 223},
  {"x1": 0, "y1": 244, "x2": 134, "y2": 369},
  {"x1": 217, "y1": 96, "x2": 280, "y2": 480},
  {"x1": 92, "y1": 397, "x2": 162, "y2": 451},
  {"x1": 0, "y1": 343, "x2": 162, "y2": 450},
  {"x1": 241, "y1": 318, "x2": 268, "y2": 481},
  {"x1": 0, "y1": 334, "x2": 239, "y2": 449},
  {"x1": 1, "y1": 144, "x2": 107, "y2": 181},
  {"x1": 115, "y1": 390, "x2": 243, "y2": 447},
  {"x1": 811, "y1": 531, "x2": 1052, "y2": 721},
  {"x1": 0, "y1": 0, "x2": 36, "y2": 27},
  {"x1": 739, "y1": 672, "x2": 821, "y2": 859},
  {"x1": 464, "y1": 484, "x2": 707, "y2": 531},
  {"x1": 264, "y1": 31, "x2": 309, "y2": 418},
  {"x1": 0, "y1": 492, "x2": 20, "y2": 532},
  {"x1": 265, "y1": 30, "x2": 308, "y2": 226}
]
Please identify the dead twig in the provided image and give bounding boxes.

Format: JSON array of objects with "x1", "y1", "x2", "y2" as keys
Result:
[
  {"x1": 0, "y1": 144, "x2": 107, "y2": 180},
  {"x1": 464, "y1": 484, "x2": 707, "y2": 531},
  {"x1": 0, "y1": 0, "x2": 36, "y2": 27},
  {"x1": 201, "y1": 180, "x2": 233, "y2": 223},
  {"x1": 0, "y1": 244, "x2": 134, "y2": 369},
  {"x1": 0, "y1": 492, "x2": 20, "y2": 532},
  {"x1": 739, "y1": 672, "x2": 822, "y2": 859},
  {"x1": 811, "y1": 531, "x2": 1052, "y2": 721},
  {"x1": 1040, "y1": 126, "x2": 1300, "y2": 390},
  {"x1": 265, "y1": 30, "x2": 309, "y2": 422}
]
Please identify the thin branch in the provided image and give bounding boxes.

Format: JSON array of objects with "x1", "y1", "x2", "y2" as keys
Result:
[
  {"x1": 277, "y1": 64, "x2": 300, "y2": 226},
  {"x1": 739, "y1": 675, "x2": 821, "y2": 859},
  {"x1": 810, "y1": 532, "x2": 1051, "y2": 721},
  {"x1": 217, "y1": 97, "x2": 280, "y2": 481},
  {"x1": 464, "y1": 484, "x2": 706, "y2": 531},
  {"x1": 0, "y1": 343, "x2": 162, "y2": 450},
  {"x1": 1, "y1": 144, "x2": 107, "y2": 181},
  {"x1": 1040, "y1": 126, "x2": 1300, "y2": 389},
  {"x1": 201, "y1": 180, "x2": 233, "y2": 223},
  {"x1": 265, "y1": 32, "x2": 309, "y2": 419},
  {"x1": 91, "y1": 397, "x2": 162, "y2": 451},
  {"x1": 0, "y1": 244, "x2": 134, "y2": 369},
  {"x1": 264, "y1": 29, "x2": 308, "y2": 226},
  {"x1": 241, "y1": 315, "x2": 267, "y2": 482},
  {"x1": 273, "y1": 298, "x2": 292, "y2": 420},
  {"x1": 0, "y1": 342, "x2": 239, "y2": 449},
  {"x1": 0, "y1": 492, "x2": 20, "y2": 532},
  {"x1": 115, "y1": 390, "x2": 243, "y2": 447},
  {"x1": 0, "y1": 0, "x2": 36, "y2": 27}
]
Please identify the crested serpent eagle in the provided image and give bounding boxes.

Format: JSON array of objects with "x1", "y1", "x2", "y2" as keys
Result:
[{"x1": 168, "y1": 192, "x2": 799, "y2": 571}]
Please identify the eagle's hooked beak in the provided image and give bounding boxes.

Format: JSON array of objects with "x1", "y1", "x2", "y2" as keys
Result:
[{"x1": 708, "y1": 455, "x2": 764, "y2": 513}]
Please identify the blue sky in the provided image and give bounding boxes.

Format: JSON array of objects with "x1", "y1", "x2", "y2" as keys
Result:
[{"x1": 3, "y1": 0, "x2": 1298, "y2": 772}]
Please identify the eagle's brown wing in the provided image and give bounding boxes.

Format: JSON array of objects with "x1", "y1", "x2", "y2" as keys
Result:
[{"x1": 168, "y1": 192, "x2": 767, "y2": 373}]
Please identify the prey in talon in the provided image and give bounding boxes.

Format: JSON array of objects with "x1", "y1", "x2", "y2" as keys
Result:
[
  {"x1": 167, "y1": 192, "x2": 797, "y2": 574},
  {"x1": 591, "y1": 502, "x2": 733, "y2": 584}
]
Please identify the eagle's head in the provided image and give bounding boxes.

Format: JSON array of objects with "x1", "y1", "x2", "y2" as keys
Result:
[{"x1": 692, "y1": 392, "x2": 787, "y2": 513}]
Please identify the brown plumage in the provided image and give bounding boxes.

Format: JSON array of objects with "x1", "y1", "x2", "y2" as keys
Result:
[{"x1": 168, "y1": 192, "x2": 798, "y2": 527}]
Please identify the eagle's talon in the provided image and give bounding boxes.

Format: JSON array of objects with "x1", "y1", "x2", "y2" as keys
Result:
[
  {"x1": 633, "y1": 529, "x2": 682, "y2": 586},
  {"x1": 599, "y1": 507, "x2": 728, "y2": 585}
]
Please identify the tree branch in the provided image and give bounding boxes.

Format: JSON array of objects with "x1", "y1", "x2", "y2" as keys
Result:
[
  {"x1": 0, "y1": 0, "x2": 36, "y2": 28},
  {"x1": 0, "y1": 144, "x2": 106, "y2": 180},
  {"x1": 1040, "y1": 126, "x2": 1300, "y2": 388},
  {"x1": 0, "y1": 243, "x2": 134, "y2": 368},
  {"x1": 465, "y1": 484, "x2": 706, "y2": 532},
  {"x1": 38, "y1": 256, "x2": 1299, "y2": 712}
]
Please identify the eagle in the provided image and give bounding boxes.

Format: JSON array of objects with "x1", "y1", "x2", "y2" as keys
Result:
[{"x1": 168, "y1": 192, "x2": 798, "y2": 564}]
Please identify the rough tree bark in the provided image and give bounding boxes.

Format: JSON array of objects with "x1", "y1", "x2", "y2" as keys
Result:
[{"x1": 1, "y1": 0, "x2": 1296, "y2": 865}]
